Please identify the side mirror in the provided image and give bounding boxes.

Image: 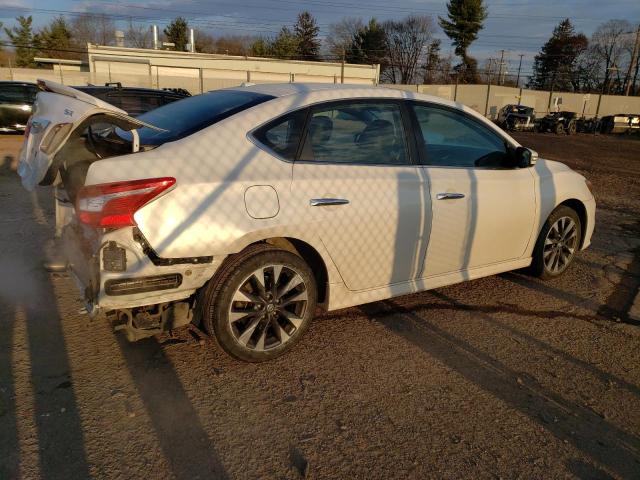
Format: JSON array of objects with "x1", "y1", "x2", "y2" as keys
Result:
[{"x1": 514, "y1": 146, "x2": 538, "y2": 167}]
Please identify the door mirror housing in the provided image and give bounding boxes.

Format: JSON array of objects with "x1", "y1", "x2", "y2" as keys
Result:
[{"x1": 514, "y1": 146, "x2": 538, "y2": 167}]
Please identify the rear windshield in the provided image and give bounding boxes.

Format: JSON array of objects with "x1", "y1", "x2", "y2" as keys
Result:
[{"x1": 119, "y1": 90, "x2": 274, "y2": 145}]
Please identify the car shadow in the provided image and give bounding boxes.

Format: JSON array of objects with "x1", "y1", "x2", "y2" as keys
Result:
[
  {"x1": 361, "y1": 300, "x2": 640, "y2": 478},
  {"x1": 0, "y1": 186, "x2": 90, "y2": 479},
  {"x1": 115, "y1": 335, "x2": 229, "y2": 479}
]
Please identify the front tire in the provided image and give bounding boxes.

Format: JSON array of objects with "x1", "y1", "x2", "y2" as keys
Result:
[
  {"x1": 202, "y1": 245, "x2": 317, "y2": 362},
  {"x1": 529, "y1": 205, "x2": 582, "y2": 279}
]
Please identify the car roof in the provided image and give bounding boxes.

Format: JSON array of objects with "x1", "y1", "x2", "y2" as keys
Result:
[
  {"x1": 224, "y1": 82, "x2": 380, "y2": 98},
  {"x1": 0, "y1": 81, "x2": 37, "y2": 86},
  {"x1": 223, "y1": 82, "x2": 465, "y2": 110}
]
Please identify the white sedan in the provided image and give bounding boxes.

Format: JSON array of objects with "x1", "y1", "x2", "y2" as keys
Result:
[{"x1": 19, "y1": 80, "x2": 596, "y2": 361}]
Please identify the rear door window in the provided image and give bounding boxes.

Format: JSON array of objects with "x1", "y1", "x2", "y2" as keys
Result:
[{"x1": 299, "y1": 101, "x2": 410, "y2": 165}]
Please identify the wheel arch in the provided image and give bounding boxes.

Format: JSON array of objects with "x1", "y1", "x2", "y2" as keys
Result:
[
  {"x1": 261, "y1": 237, "x2": 330, "y2": 307},
  {"x1": 557, "y1": 198, "x2": 588, "y2": 248}
]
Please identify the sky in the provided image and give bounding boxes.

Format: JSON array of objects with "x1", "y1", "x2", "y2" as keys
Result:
[{"x1": 0, "y1": 0, "x2": 639, "y2": 77}]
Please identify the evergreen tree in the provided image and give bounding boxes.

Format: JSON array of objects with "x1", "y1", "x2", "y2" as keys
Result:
[
  {"x1": 249, "y1": 37, "x2": 271, "y2": 57},
  {"x1": 5, "y1": 16, "x2": 36, "y2": 67},
  {"x1": 438, "y1": 0, "x2": 487, "y2": 82},
  {"x1": 270, "y1": 27, "x2": 299, "y2": 59},
  {"x1": 423, "y1": 39, "x2": 442, "y2": 83},
  {"x1": 164, "y1": 17, "x2": 189, "y2": 51},
  {"x1": 36, "y1": 17, "x2": 72, "y2": 59},
  {"x1": 293, "y1": 11, "x2": 320, "y2": 60},
  {"x1": 346, "y1": 19, "x2": 387, "y2": 73},
  {"x1": 530, "y1": 19, "x2": 588, "y2": 91}
]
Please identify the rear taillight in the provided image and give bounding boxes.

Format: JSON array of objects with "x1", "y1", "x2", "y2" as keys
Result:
[{"x1": 76, "y1": 177, "x2": 176, "y2": 228}]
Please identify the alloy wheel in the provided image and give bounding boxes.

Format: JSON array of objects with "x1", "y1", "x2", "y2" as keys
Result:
[
  {"x1": 228, "y1": 264, "x2": 308, "y2": 352},
  {"x1": 543, "y1": 216, "x2": 578, "y2": 274}
]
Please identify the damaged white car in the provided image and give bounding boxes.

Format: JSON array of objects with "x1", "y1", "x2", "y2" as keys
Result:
[{"x1": 18, "y1": 80, "x2": 596, "y2": 362}]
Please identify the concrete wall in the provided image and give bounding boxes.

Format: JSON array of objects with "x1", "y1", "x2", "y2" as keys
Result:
[
  {"x1": 1, "y1": 65, "x2": 639, "y2": 119},
  {"x1": 87, "y1": 44, "x2": 379, "y2": 89}
]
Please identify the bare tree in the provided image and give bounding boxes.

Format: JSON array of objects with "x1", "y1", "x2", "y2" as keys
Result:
[
  {"x1": 383, "y1": 15, "x2": 434, "y2": 84},
  {"x1": 125, "y1": 19, "x2": 151, "y2": 49},
  {"x1": 325, "y1": 17, "x2": 363, "y2": 58},
  {"x1": 70, "y1": 13, "x2": 116, "y2": 47},
  {"x1": 575, "y1": 46, "x2": 602, "y2": 92},
  {"x1": 623, "y1": 27, "x2": 640, "y2": 95},
  {"x1": 215, "y1": 35, "x2": 254, "y2": 56},
  {"x1": 194, "y1": 28, "x2": 216, "y2": 53},
  {"x1": 591, "y1": 19, "x2": 632, "y2": 93}
]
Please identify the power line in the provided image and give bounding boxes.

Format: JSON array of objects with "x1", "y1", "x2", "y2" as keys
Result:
[{"x1": 82, "y1": 0, "x2": 629, "y2": 22}]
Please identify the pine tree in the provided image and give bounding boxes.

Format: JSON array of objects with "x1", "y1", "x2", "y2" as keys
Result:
[
  {"x1": 346, "y1": 19, "x2": 387, "y2": 72},
  {"x1": 36, "y1": 17, "x2": 72, "y2": 59},
  {"x1": 530, "y1": 19, "x2": 588, "y2": 91},
  {"x1": 249, "y1": 37, "x2": 271, "y2": 57},
  {"x1": 270, "y1": 27, "x2": 300, "y2": 59},
  {"x1": 5, "y1": 16, "x2": 36, "y2": 67},
  {"x1": 438, "y1": 0, "x2": 487, "y2": 82},
  {"x1": 423, "y1": 40, "x2": 442, "y2": 83},
  {"x1": 163, "y1": 17, "x2": 189, "y2": 51},
  {"x1": 293, "y1": 11, "x2": 320, "y2": 60}
]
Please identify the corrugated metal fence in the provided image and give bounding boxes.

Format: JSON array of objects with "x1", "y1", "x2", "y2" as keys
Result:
[{"x1": 1, "y1": 67, "x2": 639, "y2": 119}]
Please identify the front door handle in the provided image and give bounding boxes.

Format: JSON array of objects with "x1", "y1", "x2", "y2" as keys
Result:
[
  {"x1": 310, "y1": 198, "x2": 350, "y2": 206},
  {"x1": 436, "y1": 192, "x2": 465, "y2": 200}
]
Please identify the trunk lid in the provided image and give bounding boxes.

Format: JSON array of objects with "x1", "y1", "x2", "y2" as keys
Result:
[{"x1": 17, "y1": 79, "x2": 161, "y2": 191}]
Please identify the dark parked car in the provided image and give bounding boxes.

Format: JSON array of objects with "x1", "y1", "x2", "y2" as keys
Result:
[
  {"x1": 74, "y1": 83, "x2": 191, "y2": 116},
  {"x1": 536, "y1": 111, "x2": 578, "y2": 135},
  {"x1": 0, "y1": 81, "x2": 39, "y2": 132},
  {"x1": 2, "y1": 81, "x2": 190, "y2": 132}
]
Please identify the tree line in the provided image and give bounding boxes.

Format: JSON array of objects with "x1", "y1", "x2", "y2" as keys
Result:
[
  {"x1": 529, "y1": 19, "x2": 639, "y2": 96},
  {"x1": 0, "y1": 0, "x2": 638, "y2": 95}
]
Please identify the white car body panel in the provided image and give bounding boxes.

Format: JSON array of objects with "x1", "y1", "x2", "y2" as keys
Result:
[
  {"x1": 20, "y1": 82, "x2": 595, "y2": 316},
  {"x1": 422, "y1": 165, "x2": 536, "y2": 276}
]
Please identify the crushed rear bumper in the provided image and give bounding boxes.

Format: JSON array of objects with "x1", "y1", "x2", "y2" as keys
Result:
[{"x1": 62, "y1": 224, "x2": 222, "y2": 315}]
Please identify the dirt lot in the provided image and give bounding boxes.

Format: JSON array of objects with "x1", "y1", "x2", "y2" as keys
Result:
[{"x1": 1, "y1": 132, "x2": 639, "y2": 479}]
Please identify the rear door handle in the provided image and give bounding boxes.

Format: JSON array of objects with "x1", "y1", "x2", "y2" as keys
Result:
[
  {"x1": 436, "y1": 193, "x2": 465, "y2": 200},
  {"x1": 310, "y1": 198, "x2": 350, "y2": 206}
]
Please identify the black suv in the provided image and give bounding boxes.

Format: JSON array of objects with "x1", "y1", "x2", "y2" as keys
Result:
[
  {"x1": 0, "y1": 81, "x2": 39, "y2": 132},
  {"x1": 0, "y1": 81, "x2": 191, "y2": 132},
  {"x1": 74, "y1": 83, "x2": 191, "y2": 117}
]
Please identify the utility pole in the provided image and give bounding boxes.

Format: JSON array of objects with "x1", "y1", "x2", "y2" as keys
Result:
[
  {"x1": 485, "y1": 58, "x2": 494, "y2": 117},
  {"x1": 516, "y1": 54, "x2": 524, "y2": 88},
  {"x1": 498, "y1": 49, "x2": 505, "y2": 86},
  {"x1": 624, "y1": 25, "x2": 640, "y2": 96},
  {"x1": 340, "y1": 48, "x2": 345, "y2": 84}
]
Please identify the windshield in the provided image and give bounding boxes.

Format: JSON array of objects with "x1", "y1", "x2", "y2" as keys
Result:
[{"x1": 117, "y1": 89, "x2": 274, "y2": 146}]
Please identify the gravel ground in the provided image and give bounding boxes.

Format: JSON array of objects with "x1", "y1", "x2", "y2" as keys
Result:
[{"x1": 1, "y1": 132, "x2": 639, "y2": 480}]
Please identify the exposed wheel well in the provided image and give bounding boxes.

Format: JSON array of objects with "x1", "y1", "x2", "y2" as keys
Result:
[
  {"x1": 558, "y1": 199, "x2": 587, "y2": 248},
  {"x1": 262, "y1": 237, "x2": 329, "y2": 306}
]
